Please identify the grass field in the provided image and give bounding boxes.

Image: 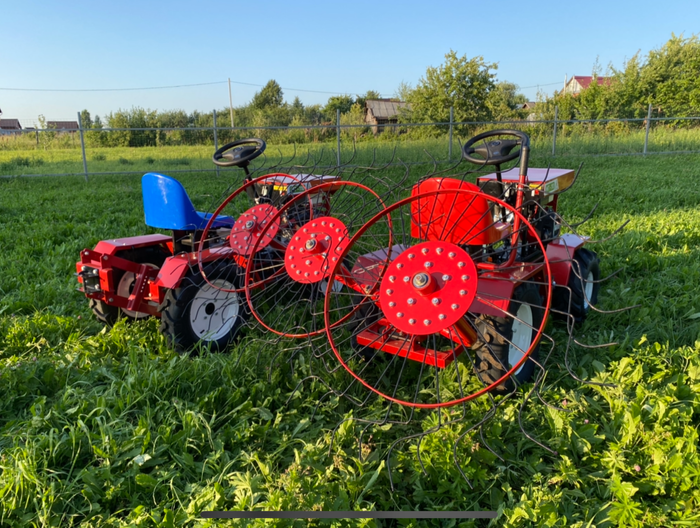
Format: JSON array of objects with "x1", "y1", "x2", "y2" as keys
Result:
[
  {"x1": 2, "y1": 125, "x2": 699, "y2": 178},
  {"x1": 2, "y1": 150, "x2": 700, "y2": 527}
]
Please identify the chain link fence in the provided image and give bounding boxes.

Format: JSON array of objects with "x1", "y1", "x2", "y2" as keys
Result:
[{"x1": 2, "y1": 106, "x2": 700, "y2": 179}]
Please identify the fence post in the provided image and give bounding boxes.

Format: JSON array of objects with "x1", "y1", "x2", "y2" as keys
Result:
[
  {"x1": 77, "y1": 111, "x2": 89, "y2": 182},
  {"x1": 643, "y1": 103, "x2": 652, "y2": 156},
  {"x1": 336, "y1": 109, "x2": 341, "y2": 167},
  {"x1": 448, "y1": 106, "x2": 454, "y2": 161},
  {"x1": 551, "y1": 105, "x2": 558, "y2": 157},
  {"x1": 213, "y1": 110, "x2": 220, "y2": 177}
]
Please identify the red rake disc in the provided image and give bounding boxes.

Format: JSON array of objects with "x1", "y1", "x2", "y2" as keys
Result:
[
  {"x1": 379, "y1": 241, "x2": 478, "y2": 335},
  {"x1": 229, "y1": 204, "x2": 280, "y2": 257},
  {"x1": 285, "y1": 217, "x2": 348, "y2": 284},
  {"x1": 244, "y1": 180, "x2": 390, "y2": 338},
  {"x1": 323, "y1": 185, "x2": 552, "y2": 408}
]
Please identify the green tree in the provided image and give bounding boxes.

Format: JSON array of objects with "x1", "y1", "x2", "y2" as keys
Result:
[
  {"x1": 324, "y1": 95, "x2": 355, "y2": 120},
  {"x1": 79, "y1": 109, "x2": 92, "y2": 129},
  {"x1": 486, "y1": 82, "x2": 527, "y2": 121},
  {"x1": 639, "y1": 34, "x2": 700, "y2": 117},
  {"x1": 408, "y1": 50, "x2": 497, "y2": 133},
  {"x1": 251, "y1": 80, "x2": 284, "y2": 109},
  {"x1": 354, "y1": 90, "x2": 382, "y2": 110}
]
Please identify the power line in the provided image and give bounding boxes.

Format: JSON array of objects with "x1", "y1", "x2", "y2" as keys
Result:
[
  {"x1": 0, "y1": 78, "x2": 562, "y2": 97},
  {"x1": 518, "y1": 81, "x2": 564, "y2": 89},
  {"x1": 0, "y1": 81, "x2": 228, "y2": 92},
  {"x1": 0, "y1": 80, "x2": 390, "y2": 96}
]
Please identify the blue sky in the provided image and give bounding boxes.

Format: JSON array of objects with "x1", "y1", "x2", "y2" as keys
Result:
[{"x1": 2, "y1": 0, "x2": 698, "y2": 125}]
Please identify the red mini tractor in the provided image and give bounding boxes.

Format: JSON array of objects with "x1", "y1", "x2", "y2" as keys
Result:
[
  {"x1": 76, "y1": 138, "x2": 342, "y2": 351},
  {"x1": 310, "y1": 129, "x2": 601, "y2": 406}
]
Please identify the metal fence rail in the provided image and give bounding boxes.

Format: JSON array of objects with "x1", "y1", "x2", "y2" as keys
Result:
[{"x1": 2, "y1": 106, "x2": 700, "y2": 180}]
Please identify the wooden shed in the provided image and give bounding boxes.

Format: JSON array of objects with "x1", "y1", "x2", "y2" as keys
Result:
[{"x1": 365, "y1": 99, "x2": 410, "y2": 135}]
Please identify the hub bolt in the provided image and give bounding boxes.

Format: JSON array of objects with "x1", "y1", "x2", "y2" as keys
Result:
[
  {"x1": 448, "y1": 252, "x2": 455, "y2": 258},
  {"x1": 305, "y1": 239, "x2": 317, "y2": 251},
  {"x1": 436, "y1": 248, "x2": 443, "y2": 254},
  {"x1": 407, "y1": 298, "x2": 415, "y2": 305},
  {"x1": 389, "y1": 275, "x2": 396, "y2": 282},
  {"x1": 424, "y1": 262, "x2": 433, "y2": 268},
  {"x1": 412, "y1": 273, "x2": 429, "y2": 288},
  {"x1": 408, "y1": 253, "x2": 415, "y2": 259},
  {"x1": 423, "y1": 319, "x2": 431, "y2": 326},
  {"x1": 305, "y1": 260, "x2": 311, "y2": 265},
  {"x1": 439, "y1": 314, "x2": 446, "y2": 320},
  {"x1": 461, "y1": 275, "x2": 469, "y2": 281},
  {"x1": 386, "y1": 289, "x2": 393, "y2": 295},
  {"x1": 460, "y1": 289, "x2": 467, "y2": 296},
  {"x1": 397, "y1": 263, "x2": 404, "y2": 269},
  {"x1": 245, "y1": 220, "x2": 255, "y2": 230},
  {"x1": 397, "y1": 312, "x2": 404, "y2": 318},
  {"x1": 409, "y1": 318, "x2": 416, "y2": 325},
  {"x1": 389, "y1": 302, "x2": 396, "y2": 307},
  {"x1": 432, "y1": 298, "x2": 441, "y2": 305},
  {"x1": 458, "y1": 262, "x2": 465, "y2": 268},
  {"x1": 451, "y1": 303, "x2": 459, "y2": 310},
  {"x1": 442, "y1": 274, "x2": 451, "y2": 281},
  {"x1": 403, "y1": 276, "x2": 410, "y2": 282},
  {"x1": 421, "y1": 248, "x2": 429, "y2": 255}
]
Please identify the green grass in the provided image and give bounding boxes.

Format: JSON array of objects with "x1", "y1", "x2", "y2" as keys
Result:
[
  {"x1": 2, "y1": 153, "x2": 700, "y2": 526},
  {"x1": 2, "y1": 126, "x2": 699, "y2": 177}
]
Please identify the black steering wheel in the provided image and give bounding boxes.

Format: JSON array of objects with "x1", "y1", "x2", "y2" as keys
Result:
[
  {"x1": 462, "y1": 130, "x2": 530, "y2": 166},
  {"x1": 212, "y1": 138, "x2": 266, "y2": 167}
]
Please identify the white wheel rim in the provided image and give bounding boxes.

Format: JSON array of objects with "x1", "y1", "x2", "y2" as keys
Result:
[
  {"x1": 189, "y1": 279, "x2": 240, "y2": 341},
  {"x1": 117, "y1": 263, "x2": 159, "y2": 319},
  {"x1": 583, "y1": 271, "x2": 594, "y2": 310},
  {"x1": 509, "y1": 304, "x2": 533, "y2": 375}
]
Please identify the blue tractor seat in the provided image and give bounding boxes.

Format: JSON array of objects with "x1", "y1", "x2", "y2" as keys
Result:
[{"x1": 142, "y1": 173, "x2": 235, "y2": 231}]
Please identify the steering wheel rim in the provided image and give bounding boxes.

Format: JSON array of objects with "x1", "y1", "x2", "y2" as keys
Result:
[
  {"x1": 462, "y1": 129, "x2": 530, "y2": 166},
  {"x1": 212, "y1": 138, "x2": 266, "y2": 167}
]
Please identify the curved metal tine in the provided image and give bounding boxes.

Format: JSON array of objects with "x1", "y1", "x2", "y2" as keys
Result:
[
  {"x1": 568, "y1": 257, "x2": 640, "y2": 315},
  {"x1": 583, "y1": 219, "x2": 631, "y2": 245},
  {"x1": 527, "y1": 354, "x2": 572, "y2": 414},
  {"x1": 568, "y1": 203, "x2": 599, "y2": 229},
  {"x1": 453, "y1": 395, "x2": 513, "y2": 487},
  {"x1": 285, "y1": 375, "x2": 328, "y2": 406},
  {"x1": 517, "y1": 370, "x2": 558, "y2": 456},
  {"x1": 546, "y1": 162, "x2": 584, "y2": 199},
  {"x1": 564, "y1": 334, "x2": 617, "y2": 389}
]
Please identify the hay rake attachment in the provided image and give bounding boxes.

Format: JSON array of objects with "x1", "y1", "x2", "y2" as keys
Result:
[{"x1": 76, "y1": 130, "x2": 636, "y2": 487}]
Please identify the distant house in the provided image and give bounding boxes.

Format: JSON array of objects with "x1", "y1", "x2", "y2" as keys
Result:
[
  {"x1": 563, "y1": 76, "x2": 610, "y2": 95},
  {"x1": 365, "y1": 99, "x2": 410, "y2": 135},
  {"x1": 518, "y1": 101, "x2": 537, "y2": 110},
  {"x1": 0, "y1": 118, "x2": 22, "y2": 135},
  {"x1": 47, "y1": 120, "x2": 79, "y2": 132}
]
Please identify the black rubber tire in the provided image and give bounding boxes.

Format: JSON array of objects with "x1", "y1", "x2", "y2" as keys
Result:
[
  {"x1": 88, "y1": 246, "x2": 169, "y2": 326},
  {"x1": 472, "y1": 281, "x2": 544, "y2": 391},
  {"x1": 159, "y1": 261, "x2": 248, "y2": 353},
  {"x1": 349, "y1": 298, "x2": 384, "y2": 362},
  {"x1": 567, "y1": 248, "x2": 600, "y2": 323}
]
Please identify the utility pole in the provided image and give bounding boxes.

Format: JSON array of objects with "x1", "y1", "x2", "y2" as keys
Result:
[{"x1": 228, "y1": 78, "x2": 234, "y2": 128}]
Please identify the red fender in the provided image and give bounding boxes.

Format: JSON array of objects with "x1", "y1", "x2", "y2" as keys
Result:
[{"x1": 546, "y1": 234, "x2": 588, "y2": 288}]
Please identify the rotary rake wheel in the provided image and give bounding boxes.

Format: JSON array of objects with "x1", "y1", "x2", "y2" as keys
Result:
[
  {"x1": 196, "y1": 173, "x2": 314, "y2": 296},
  {"x1": 243, "y1": 180, "x2": 391, "y2": 339},
  {"x1": 322, "y1": 187, "x2": 553, "y2": 408}
]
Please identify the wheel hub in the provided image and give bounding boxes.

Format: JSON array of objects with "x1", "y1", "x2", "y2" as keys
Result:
[
  {"x1": 379, "y1": 241, "x2": 478, "y2": 335},
  {"x1": 230, "y1": 204, "x2": 280, "y2": 256},
  {"x1": 284, "y1": 216, "x2": 347, "y2": 284}
]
